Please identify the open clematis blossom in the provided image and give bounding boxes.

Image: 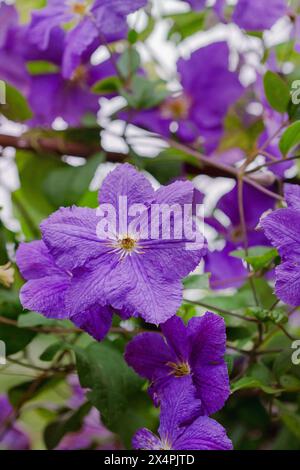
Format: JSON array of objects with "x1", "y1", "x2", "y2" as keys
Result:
[
  {"x1": 133, "y1": 377, "x2": 232, "y2": 451},
  {"x1": 17, "y1": 164, "x2": 206, "y2": 339},
  {"x1": 29, "y1": 0, "x2": 147, "y2": 77},
  {"x1": 125, "y1": 312, "x2": 229, "y2": 416}
]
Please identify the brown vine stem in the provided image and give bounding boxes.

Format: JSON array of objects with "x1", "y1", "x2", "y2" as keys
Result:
[
  {"x1": 183, "y1": 299, "x2": 259, "y2": 323},
  {"x1": 166, "y1": 138, "x2": 284, "y2": 201}
]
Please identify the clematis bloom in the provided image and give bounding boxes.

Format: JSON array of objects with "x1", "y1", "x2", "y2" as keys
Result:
[
  {"x1": 29, "y1": 0, "x2": 147, "y2": 77},
  {"x1": 125, "y1": 312, "x2": 229, "y2": 416},
  {"x1": 17, "y1": 164, "x2": 206, "y2": 338},
  {"x1": 133, "y1": 377, "x2": 232, "y2": 450}
]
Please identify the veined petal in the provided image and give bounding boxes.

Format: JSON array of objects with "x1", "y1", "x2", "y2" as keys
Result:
[
  {"x1": 174, "y1": 416, "x2": 233, "y2": 450},
  {"x1": 20, "y1": 275, "x2": 70, "y2": 319},
  {"x1": 132, "y1": 428, "x2": 161, "y2": 450},
  {"x1": 71, "y1": 304, "x2": 113, "y2": 341},
  {"x1": 125, "y1": 332, "x2": 174, "y2": 381},
  {"x1": 41, "y1": 206, "x2": 110, "y2": 271},
  {"x1": 16, "y1": 240, "x2": 61, "y2": 280}
]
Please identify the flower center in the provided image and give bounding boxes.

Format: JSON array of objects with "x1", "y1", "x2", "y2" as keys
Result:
[
  {"x1": 70, "y1": 1, "x2": 89, "y2": 16},
  {"x1": 70, "y1": 65, "x2": 88, "y2": 84},
  {"x1": 230, "y1": 225, "x2": 244, "y2": 243},
  {"x1": 167, "y1": 361, "x2": 191, "y2": 377},
  {"x1": 120, "y1": 237, "x2": 137, "y2": 252},
  {"x1": 161, "y1": 94, "x2": 191, "y2": 120}
]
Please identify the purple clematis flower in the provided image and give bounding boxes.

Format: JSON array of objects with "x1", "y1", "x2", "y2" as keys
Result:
[
  {"x1": 133, "y1": 377, "x2": 232, "y2": 450},
  {"x1": 261, "y1": 184, "x2": 300, "y2": 306},
  {"x1": 16, "y1": 240, "x2": 116, "y2": 341},
  {"x1": 0, "y1": 3, "x2": 30, "y2": 94},
  {"x1": 28, "y1": 53, "x2": 117, "y2": 127},
  {"x1": 29, "y1": 0, "x2": 147, "y2": 78},
  {"x1": 125, "y1": 312, "x2": 229, "y2": 416},
  {"x1": 57, "y1": 376, "x2": 122, "y2": 450},
  {"x1": 17, "y1": 164, "x2": 205, "y2": 337},
  {"x1": 0, "y1": 396, "x2": 30, "y2": 450},
  {"x1": 205, "y1": 182, "x2": 275, "y2": 289},
  {"x1": 124, "y1": 42, "x2": 243, "y2": 153},
  {"x1": 232, "y1": 0, "x2": 287, "y2": 31}
]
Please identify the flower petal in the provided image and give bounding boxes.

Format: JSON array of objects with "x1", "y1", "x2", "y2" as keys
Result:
[
  {"x1": 71, "y1": 305, "x2": 113, "y2": 341},
  {"x1": 20, "y1": 275, "x2": 69, "y2": 319},
  {"x1": 174, "y1": 416, "x2": 232, "y2": 450},
  {"x1": 132, "y1": 428, "x2": 161, "y2": 450},
  {"x1": 41, "y1": 206, "x2": 109, "y2": 271},
  {"x1": 98, "y1": 163, "x2": 154, "y2": 215},
  {"x1": 161, "y1": 315, "x2": 190, "y2": 361},
  {"x1": 125, "y1": 332, "x2": 174, "y2": 381},
  {"x1": 16, "y1": 240, "x2": 61, "y2": 280}
]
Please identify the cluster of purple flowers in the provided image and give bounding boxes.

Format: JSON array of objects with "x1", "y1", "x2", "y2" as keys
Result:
[
  {"x1": 126, "y1": 312, "x2": 232, "y2": 450},
  {"x1": 17, "y1": 163, "x2": 233, "y2": 450},
  {"x1": 0, "y1": 1, "x2": 145, "y2": 126}
]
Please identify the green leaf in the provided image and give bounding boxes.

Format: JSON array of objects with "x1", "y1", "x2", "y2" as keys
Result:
[
  {"x1": 0, "y1": 290, "x2": 36, "y2": 355},
  {"x1": 18, "y1": 311, "x2": 59, "y2": 328},
  {"x1": 15, "y1": 0, "x2": 46, "y2": 23},
  {"x1": 281, "y1": 412, "x2": 300, "y2": 440},
  {"x1": 138, "y1": 148, "x2": 199, "y2": 184},
  {"x1": 92, "y1": 76, "x2": 122, "y2": 95},
  {"x1": 279, "y1": 120, "x2": 300, "y2": 156},
  {"x1": 231, "y1": 377, "x2": 282, "y2": 395},
  {"x1": 44, "y1": 402, "x2": 92, "y2": 449},
  {"x1": 166, "y1": 11, "x2": 206, "y2": 41},
  {"x1": 230, "y1": 246, "x2": 279, "y2": 271},
  {"x1": 121, "y1": 76, "x2": 170, "y2": 109},
  {"x1": 117, "y1": 49, "x2": 140, "y2": 79},
  {"x1": 27, "y1": 61, "x2": 59, "y2": 75},
  {"x1": 40, "y1": 342, "x2": 65, "y2": 362},
  {"x1": 263, "y1": 71, "x2": 290, "y2": 113},
  {"x1": 0, "y1": 84, "x2": 32, "y2": 122},
  {"x1": 183, "y1": 273, "x2": 210, "y2": 290},
  {"x1": 43, "y1": 153, "x2": 104, "y2": 207},
  {"x1": 75, "y1": 342, "x2": 153, "y2": 447}
]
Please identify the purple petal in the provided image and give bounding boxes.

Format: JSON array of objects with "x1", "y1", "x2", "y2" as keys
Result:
[
  {"x1": 233, "y1": 0, "x2": 286, "y2": 31},
  {"x1": 16, "y1": 240, "x2": 60, "y2": 280},
  {"x1": 132, "y1": 428, "x2": 161, "y2": 450},
  {"x1": 141, "y1": 180, "x2": 206, "y2": 280},
  {"x1": 188, "y1": 312, "x2": 230, "y2": 414},
  {"x1": 158, "y1": 376, "x2": 202, "y2": 445},
  {"x1": 71, "y1": 304, "x2": 113, "y2": 341},
  {"x1": 161, "y1": 315, "x2": 190, "y2": 361},
  {"x1": 285, "y1": 184, "x2": 300, "y2": 210},
  {"x1": 20, "y1": 275, "x2": 70, "y2": 319},
  {"x1": 30, "y1": 3, "x2": 71, "y2": 50},
  {"x1": 125, "y1": 332, "x2": 174, "y2": 381},
  {"x1": 0, "y1": 3, "x2": 18, "y2": 48},
  {"x1": 174, "y1": 416, "x2": 233, "y2": 450},
  {"x1": 274, "y1": 261, "x2": 300, "y2": 306},
  {"x1": 98, "y1": 163, "x2": 155, "y2": 212},
  {"x1": 261, "y1": 208, "x2": 300, "y2": 258},
  {"x1": 41, "y1": 206, "x2": 109, "y2": 271},
  {"x1": 62, "y1": 17, "x2": 99, "y2": 78},
  {"x1": 124, "y1": 256, "x2": 183, "y2": 325}
]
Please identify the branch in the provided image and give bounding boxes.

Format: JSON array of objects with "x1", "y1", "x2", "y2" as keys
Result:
[{"x1": 0, "y1": 132, "x2": 126, "y2": 162}]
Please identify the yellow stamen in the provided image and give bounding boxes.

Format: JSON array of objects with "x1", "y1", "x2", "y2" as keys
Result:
[
  {"x1": 167, "y1": 361, "x2": 191, "y2": 377},
  {"x1": 120, "y1": 237, "x2": 137, "y2": 252},
  {"x1": 71, "y1": 2, "x2": 88, "y2": 16},
  {"x1": 161, "y1": 95, "x2": 191, "y2": 120}
]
